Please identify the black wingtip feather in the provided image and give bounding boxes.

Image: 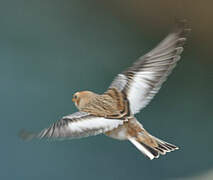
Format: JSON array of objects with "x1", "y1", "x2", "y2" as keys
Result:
[{"x1": 174, "y1": 19, "x2": 191, "y2": 36}]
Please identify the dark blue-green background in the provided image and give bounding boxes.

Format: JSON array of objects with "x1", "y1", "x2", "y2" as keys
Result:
[{"x1": 1, "y1": 0, "x2": 213, "y2": 179}]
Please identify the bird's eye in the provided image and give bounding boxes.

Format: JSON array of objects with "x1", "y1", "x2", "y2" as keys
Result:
[{"x1": 74, "y1": 95, "x2": 77, "y2": 99}]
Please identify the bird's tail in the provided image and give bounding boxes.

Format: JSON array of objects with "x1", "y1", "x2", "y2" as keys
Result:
[{"x1": 128, "y1": 132, "x2": 179, "y2": 160}]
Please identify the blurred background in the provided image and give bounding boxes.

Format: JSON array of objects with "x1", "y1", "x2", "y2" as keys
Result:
[{"x1": 1, "y1": 0, "x2": 213, "y2": 179}]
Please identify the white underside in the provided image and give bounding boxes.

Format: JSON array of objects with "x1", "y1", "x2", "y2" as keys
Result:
[{"x1": 105, "y1": 124, "x2": 127, "y2": 140}]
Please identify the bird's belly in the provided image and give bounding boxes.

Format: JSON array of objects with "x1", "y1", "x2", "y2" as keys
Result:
[{"x1": 105, "y1": 124, "x2": 128, "y2": 140}]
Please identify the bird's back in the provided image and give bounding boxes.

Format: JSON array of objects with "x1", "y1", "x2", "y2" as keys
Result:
[{"x1": 80, "y1": 88, "x2": 129, "y2": 119}]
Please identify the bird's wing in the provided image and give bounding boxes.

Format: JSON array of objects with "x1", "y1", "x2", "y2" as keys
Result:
[
  {"x1": 19, "y1": 111, "x2": 124, "y2": 140},
  {"x1": 109, "y1": 20, "x2": 190, "y2": 115}
]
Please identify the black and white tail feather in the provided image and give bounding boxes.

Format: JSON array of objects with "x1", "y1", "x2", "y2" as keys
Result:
[{"x1": 129, "y1": 135, "x2": 179, "y2": 160}]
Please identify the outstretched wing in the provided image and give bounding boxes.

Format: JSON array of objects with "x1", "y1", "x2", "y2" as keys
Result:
[
  {"x1": 109, "y1": 20, "x2": 190, "y2": 114},
  {"x1": 19, "y1": 112, "x2": 124, "y2": 140}
]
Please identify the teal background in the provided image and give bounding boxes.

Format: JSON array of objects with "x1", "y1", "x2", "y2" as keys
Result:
[{"x1": 1, "y1": 0, "x2": 213, "y2": 179}]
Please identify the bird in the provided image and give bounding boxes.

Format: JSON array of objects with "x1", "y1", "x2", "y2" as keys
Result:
[{"x1": 19, "y1": 20, "x2": 190, "y2": 160}]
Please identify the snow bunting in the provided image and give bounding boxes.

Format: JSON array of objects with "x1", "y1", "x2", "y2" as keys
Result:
[{"x1": 20, "y1": 20, "x2": 190, "y2": 160}]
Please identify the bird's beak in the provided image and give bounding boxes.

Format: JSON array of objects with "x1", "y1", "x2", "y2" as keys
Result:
[{"x1": 72, "y1": 98, "x2": 75, "y2": 102}]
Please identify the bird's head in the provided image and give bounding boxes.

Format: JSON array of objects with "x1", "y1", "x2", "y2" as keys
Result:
[{"x1": 72, "y1": 91, "x2": 96, "y2": 109}]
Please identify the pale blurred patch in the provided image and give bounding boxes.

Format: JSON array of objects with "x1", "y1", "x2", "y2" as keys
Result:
[{"x1": 173, "y1": 169, "x2": 213, "y2": 180}]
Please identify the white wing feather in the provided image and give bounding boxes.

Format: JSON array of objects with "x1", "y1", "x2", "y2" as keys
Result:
[
  {"x1": 109, "y1": 21, "x2": 190, "y2": 114},
  {"x1": 19, "y1": 112, "x2": 124, "y2": 140}
]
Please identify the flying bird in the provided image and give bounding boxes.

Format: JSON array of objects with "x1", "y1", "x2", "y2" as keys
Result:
[{"x1": 20, "y1": 20, "x2": 190, "y2": 160}]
